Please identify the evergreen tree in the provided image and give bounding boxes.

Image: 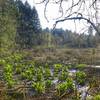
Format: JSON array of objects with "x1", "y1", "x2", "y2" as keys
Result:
[{"x1": 15, "y1": 0, "x2": 41, "y2": 48}]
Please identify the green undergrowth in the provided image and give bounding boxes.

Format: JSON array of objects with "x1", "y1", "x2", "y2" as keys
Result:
[{"x1": 0, "y1": 51, "x2": 99, "y2": 99}]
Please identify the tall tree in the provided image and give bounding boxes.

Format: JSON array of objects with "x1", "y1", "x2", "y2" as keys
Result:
[
  {"x1": 0, "y1": 0, "x2": 17, "y2": 49},
  {"x1": 16, "y1": 0, "x2": 41, "y2": 48}
]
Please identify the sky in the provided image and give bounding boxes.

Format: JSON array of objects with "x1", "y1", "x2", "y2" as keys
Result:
[{"x1": 22, "y1": 0, "x2": 98, "y2": 34}]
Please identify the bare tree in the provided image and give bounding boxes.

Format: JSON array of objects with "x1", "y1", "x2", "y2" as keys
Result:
[{"x1": 34, "y1": 0, "x2": 100, "y2": 35}]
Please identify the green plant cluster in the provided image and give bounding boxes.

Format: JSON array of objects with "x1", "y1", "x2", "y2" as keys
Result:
[
  {"x1": 4, "y1": 64, "x2": 15, "y2": 88},
  {"x1": 56, "y1": 78, "x2": 74, "y2": 96},
  {"x1": 0, "y1": 53, "x2": 89, "y2": 97},
  {"x1": 76, "y1": 71, "x2": 86, "y2": 85},
  {"x1": 76, "y1": 64, "x2": 86, "y2": 70},
  {"x1": 44, "y1": 68, "x2": 52, "y2": 79},
  {"x1": 58, "y1": 69, "x2": 68, "y2": 81},
  {"x1": 54, "y1": 64, "x2": 63, "y2": 77},
  {"x1": 32, "y1": 82, "x2": 45, "y2": 94},
  {"x1": 94, "y1": 94, "x2": 100, "y2": 100},
  {"x1": 21, "y1": 66, "x2": 35, "y2": 81}
]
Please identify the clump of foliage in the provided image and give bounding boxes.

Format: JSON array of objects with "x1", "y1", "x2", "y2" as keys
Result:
[
  {"x1": 76, "y1": 71, "x2": 86, "y2": 85},
  {"x1": 76, "y1": 64, "x2": 86, "y2": 70},
  {"x1": 89, "y1": 76, "x2": 99, "y2": 88},
  {"x1": 54, "y1": 64, "x2": 62, "y2": 71},
  {"x1": 58, "y1": 69, "x2": 68, "y2": 81},
  {"x1": 4, "y1": 64, "x2": 15, "y2": 88},
  {"x1": 15, "y1": 63, "x2": 23, "y2": 74},
  {"x1": 56, "y1": 81, "x2": 68, "y2": 96},
  {"x1": 66, "y1": 78, "x2": 74, "y2": 92},
  {"x1": 44, "y1": 68, "x2": 51, "y2": 79},
  {"x1": 12, "y1": 53, "x2": 23, "y2": 63},
  {"x1": 56, "y1": 78, "x2": 74, "y2": 96},
  {"x1": 21, "y1": 64, "x2": 35, "y2": 80},
  {"x1": 94, "y1": 94, "x2": 100, "y2": 100},
  {"x1": 32, "y1": 82, "x2": 45, "y2": 94},
  {"x1": 36, "y1": 68, "x2": 44, "y2": 81},
  {"x1": 63, "y1": 65, "x2": 69, "y2": 71},
  {"x1": 54, "y1": 64, "x2": 62, "y2": 77},
  {"x1": 0, "y1": 59, "x2": 6, "y2": 65},
  {"x1": 45, "y1": 80, "x2": 52, "y2": 88},
  {"x1": 22, "y1": 68, "x2": 33, "y2": 80}
]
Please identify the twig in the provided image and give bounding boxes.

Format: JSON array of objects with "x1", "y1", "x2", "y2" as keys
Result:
[{"x1": 54, "y1": 16, "x2": 100, "y2": 35}]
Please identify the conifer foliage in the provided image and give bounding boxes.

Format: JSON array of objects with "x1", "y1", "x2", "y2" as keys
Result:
[{"x1": 16, "y1": 0, "x2": 41, "y2": 48}]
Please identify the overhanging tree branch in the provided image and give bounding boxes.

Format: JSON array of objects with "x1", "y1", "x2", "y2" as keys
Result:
[
  {"x1": 35, "y1": 0, "x2": 100, "y2": 36},
  {"x1": 54, "y1": 16, "x2": 100, "y2": 35}
]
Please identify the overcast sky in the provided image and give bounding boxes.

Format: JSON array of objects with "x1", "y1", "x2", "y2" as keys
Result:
[{"x1": 22, "y1": 0, "x2": 98, "y2": 33}]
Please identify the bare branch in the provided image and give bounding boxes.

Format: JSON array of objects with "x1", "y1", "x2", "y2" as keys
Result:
[
  {"x1": 65, "y1": 0, "x2": 81, "y2": 14},
  {"x1": 54, "y1": 16, "x2": 100, "y2": 35},
  {"x1": 89, "y1": 0, "x2": 97, "y2": 8},
  {"x1": 44, "y1": 0, "x2": 49, "y2": 22},
  {"x1": 35, "y1": 0, "x2": 46, "y2": 4},
  {"x1": 35, "y1": 0, "x2": 100, "y2": 35}
]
